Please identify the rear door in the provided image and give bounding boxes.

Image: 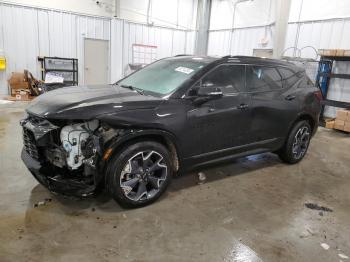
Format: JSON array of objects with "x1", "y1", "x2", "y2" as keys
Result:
[{"x1": 246, "y1": 65, "x2": 300, "y2": 144}]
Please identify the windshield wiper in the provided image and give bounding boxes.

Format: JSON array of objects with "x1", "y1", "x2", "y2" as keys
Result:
[{"x1": 120, "y1": 84, "x2": 144, "y2": 95}]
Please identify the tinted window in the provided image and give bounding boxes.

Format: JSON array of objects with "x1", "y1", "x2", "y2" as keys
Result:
[
  {"x1": 201, "y1": 65, "x2": 245, "y2": 94},
  {"x1": 246, "y1": 66, "x2": 282, "y2": 92},
  {"x1": 278, "y1": 67, "x2": 300, "y2": 87}
]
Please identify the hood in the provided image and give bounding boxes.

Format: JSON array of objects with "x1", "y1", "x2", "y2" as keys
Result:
[{"x1": 26, "y1": 85, "x2": 163, "y2": 119}]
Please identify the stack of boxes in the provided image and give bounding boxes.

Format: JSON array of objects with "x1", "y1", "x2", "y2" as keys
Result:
[
  {"x1": 334, "y1": 109, "x2": 350, "y2": 132},
  {"x1": 318, "y1": 49, "x2": 350, "y2": 57},
  {"x1": 7, "y1": 72, "x2": 30, "y2": 100}
]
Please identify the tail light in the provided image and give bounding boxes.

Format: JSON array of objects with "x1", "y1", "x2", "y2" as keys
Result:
[{"x1": 314, "y1": 90, "x2": 323, "y2": 102}]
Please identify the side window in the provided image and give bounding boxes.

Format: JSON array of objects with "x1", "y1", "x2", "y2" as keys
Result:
[
  {"x1": 200, "y1": 65, "x2": 245, "y2": 94},
  {"x1": 278, "y1": 67, "x2": 300, "y2": 87},
  {"x1": 246, "y1": 66, "x2": 282, "y2": 92}
]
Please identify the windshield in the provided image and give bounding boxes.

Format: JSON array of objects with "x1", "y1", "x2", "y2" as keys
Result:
[{"x1": 117, "y1": 58, "x2": 207, "y2": 96}]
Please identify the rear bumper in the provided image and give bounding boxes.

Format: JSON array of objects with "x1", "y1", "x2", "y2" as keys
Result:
[{"x1": 21, "y1": 149, "x2": 96, "y2": 197}]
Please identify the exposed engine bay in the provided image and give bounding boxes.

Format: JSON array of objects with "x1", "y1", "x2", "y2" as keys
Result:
[
  {"x1": 20, "y1": 114, "x2": 122, "y2": 197},
  {"x1": 59, "y1": 120, "x2": 99, "y2": 169},
  {"x1": 37, "y1": 119, "x2": 102, "y2": 171}
]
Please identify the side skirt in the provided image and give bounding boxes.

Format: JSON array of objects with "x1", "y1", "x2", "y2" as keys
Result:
[{"x1": 180, "y1": 137, "x2": 283, "y2": 172}]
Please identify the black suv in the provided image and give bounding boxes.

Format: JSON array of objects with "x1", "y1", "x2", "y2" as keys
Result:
[{"x1": 21, "y1": 55, "x2": 321, "y2": 207}]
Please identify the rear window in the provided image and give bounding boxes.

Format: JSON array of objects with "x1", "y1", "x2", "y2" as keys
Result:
[
  {"x1": 277, "y1": 67, "x2": 300, "y2": 87},
  {"x1": 246, "y1": 66, "x2": 283, "y2": 92}
]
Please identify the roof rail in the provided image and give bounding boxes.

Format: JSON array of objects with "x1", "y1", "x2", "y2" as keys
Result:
[{"x1": 175, "y1": 54, "x2": 191, "y2": 57}]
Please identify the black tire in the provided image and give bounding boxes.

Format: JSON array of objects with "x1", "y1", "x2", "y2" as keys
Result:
[
  {"x1": 106, "y1": 141, "x2": 173, "y2": 208},
  {"x1": 278, "y1": 120, "x2": 312, "y2": 164}
]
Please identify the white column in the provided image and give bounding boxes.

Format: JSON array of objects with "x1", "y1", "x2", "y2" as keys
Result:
[
  {"x1": 195, "y1": 0, "x2": 212, "y2": 55},
  {"x1": 273, "y1": 0, "x2": 292, "y2": 58}
]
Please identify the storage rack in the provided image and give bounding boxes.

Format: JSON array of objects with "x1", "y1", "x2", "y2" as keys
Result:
[
  {"x1": 38, "y1": 56, "x2": 78, "y2": 86},
  {"x1": 315, "y1": 55, "x2": 350, "y2": 121}
]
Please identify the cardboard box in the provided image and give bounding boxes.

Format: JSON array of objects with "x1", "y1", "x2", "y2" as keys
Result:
[
  {"x1": 8, "y1": 72, "x2": 29, "y2": 95},
  {"x1": 319, "y1": 49, "x2": 337, "y2": 56},
  {"x1": 10, "y1": 82, "x2": 28, "y2": 89},
  {"x1": 336, "y1": 49, "x2": 345, "y2": 56},
  {"x1": 334, "y1": 119, "x2": 345, "y2": 130},
  {"x1": 10, "y1": 85, "x2": 29, "y2": 96},
  {"x1": 318, "y1": 49, "x2": 350, "y2": 57},
  {"x1": 344, "y1": 122, "x2": 350, "y2": 132},
  {"x1": 8, "y1": 72, "x2": 25, "y2": 84},
  {"x1": 336, "y1": 109, "x2": 349, "y2": 121},
  {"x1": 15, "y1": 89, "x2": 30, "y2": 100},
  {"x1": 325, "y1": 119, "x2": 335, "y2": 129}
]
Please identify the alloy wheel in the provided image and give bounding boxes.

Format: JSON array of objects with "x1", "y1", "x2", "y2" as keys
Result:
[
  {"x1": 120, "y1": 151, "x2": 168, "y2": 201},
  {"x1": 292, "y1": 126, "x2": 310, "y2": 160}
]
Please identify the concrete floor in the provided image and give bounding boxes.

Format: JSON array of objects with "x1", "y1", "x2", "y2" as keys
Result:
[{"x1": 1, "y1": 102, "x2": 350, "y2": 262}]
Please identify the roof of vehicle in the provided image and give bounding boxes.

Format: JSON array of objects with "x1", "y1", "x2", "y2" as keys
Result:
[
  {"x1": 166, "y1": 55, "x2": 303, "y2": 72},
  {"x1": 164, "y1": 55, "x2": 218, "y2": 64}
]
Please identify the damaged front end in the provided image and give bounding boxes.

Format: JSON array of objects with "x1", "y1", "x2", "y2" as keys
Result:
[{"x1": 21, "y1": 114, "x2": 109, "y2": 197}]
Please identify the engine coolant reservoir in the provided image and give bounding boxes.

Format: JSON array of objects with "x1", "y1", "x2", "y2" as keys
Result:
[{"x1": 60, "y1": 120, "x2": 99, "y2": 169}]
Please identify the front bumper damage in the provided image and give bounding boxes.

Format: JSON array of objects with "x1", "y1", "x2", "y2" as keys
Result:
[
  {"x1": 21, "y1": 149, "x2": 96, "y2": 197},
  {"x1": 20, "y1": 115, "x2": 105, "y2": 197}
]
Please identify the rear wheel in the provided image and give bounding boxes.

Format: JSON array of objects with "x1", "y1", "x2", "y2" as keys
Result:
[
  {"x1": 278, "y1": 120, "x2": 311, "y2": 164},
  {"x1": 106, "y1": 141, "x2": 173, "y2": 208}
]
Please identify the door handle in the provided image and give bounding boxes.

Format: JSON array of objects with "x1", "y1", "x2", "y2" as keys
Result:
[
  {"x1": 208, "y1": 108, "x2": 216, "y2": 112},
  {"x1": 285, "y1": 95, "x2": 296, "y2": 101},
  {"x1": 237, "y1": 103, "x2": 249, "y2": 110}
]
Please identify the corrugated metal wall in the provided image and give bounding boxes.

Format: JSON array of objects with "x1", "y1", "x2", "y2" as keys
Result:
[
  {"x1": 207, "y1": 25, "x2": 274, "y2": 56},
  {"x1": 284, "y1": 19, "x2": 350, "y2": 58},
  {"x1": 0, "y1": 3, "x2": 195, "y2": 94},
  {"x1": 110, "y1": 19, "x2": 194, "y2": 82},
  {"x1": 0, "y1": 3, "x2": 111, "y2": 94}
]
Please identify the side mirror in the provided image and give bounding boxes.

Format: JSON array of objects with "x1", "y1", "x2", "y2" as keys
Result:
[
  {"x1": 192, "y1": 86, "x2": 223, "y2": 106},
  {"x1": 197, "y1": 86, "x2": 223, "y2": 98}
]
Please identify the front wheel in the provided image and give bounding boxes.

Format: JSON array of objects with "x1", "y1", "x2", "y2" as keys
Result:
[
  {"x1": 277, "y1": 120, "x2": 311, "y2": 164},
  {"x1": 106, "y1": 141, "x2": 173, "y2": 208}
]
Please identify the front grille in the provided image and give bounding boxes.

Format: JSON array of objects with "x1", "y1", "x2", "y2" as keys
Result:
[{"x1": 23, "y1": 127, "x2": 40, "y2": 160}]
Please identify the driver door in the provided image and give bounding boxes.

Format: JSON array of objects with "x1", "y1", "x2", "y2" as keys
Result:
[{"x1": 186, "y1": 64, "x2": 252, "y2": 159}]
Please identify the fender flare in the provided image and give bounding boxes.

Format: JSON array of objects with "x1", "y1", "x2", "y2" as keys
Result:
[
  {"x1": 288, "y1": 112, "x2": 318, "y2": 137},
  {"x1": 102, "y1": 128, "x2": 182, "y2": 167}
]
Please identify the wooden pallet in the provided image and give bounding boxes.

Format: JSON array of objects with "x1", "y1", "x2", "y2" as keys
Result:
[{"x1": 4, "y1": 95, "x2": 35, "y2": 101}]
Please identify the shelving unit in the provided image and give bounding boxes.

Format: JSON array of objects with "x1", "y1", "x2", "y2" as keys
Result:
[
  {"x1": 38, "y1": 56, "x2": 78, "y2": 86},
  {"x1": 315, "y1": 55, "x2": 350, "y2": 121}
]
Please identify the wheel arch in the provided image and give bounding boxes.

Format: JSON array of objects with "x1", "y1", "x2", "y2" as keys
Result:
[
  {"x1": 282, "y1": 113, "x2": 316, "y2": 147},
  {"x1": 104, "y1": 129, "x2": 181, "y2": 172},
  {"x1": 293, "y1": 113, "x2": 317, "y2": 135}
]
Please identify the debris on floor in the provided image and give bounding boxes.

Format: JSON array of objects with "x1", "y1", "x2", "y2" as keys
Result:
[
  {"x1": 305, "y1": 203, "x2": 333, "y2": 212},
  {"x1": 339, "y1": 253, "x2": 349, "y2": 259},
  {"x1": 321, "y1": 243, "x2": 330, "y2": 250},
  {"x1": 197, "y1": 172, "x2": 206, "y2": 184},
  {"x1": 307, "y1": 228, "x2": 315, "y2": 236},
  {"x1": 299, "y1": 228, "x2": 315, "y2": 238},
  {"x1": 33, "y1": 198, "x2": 52, "y2": 208}
]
